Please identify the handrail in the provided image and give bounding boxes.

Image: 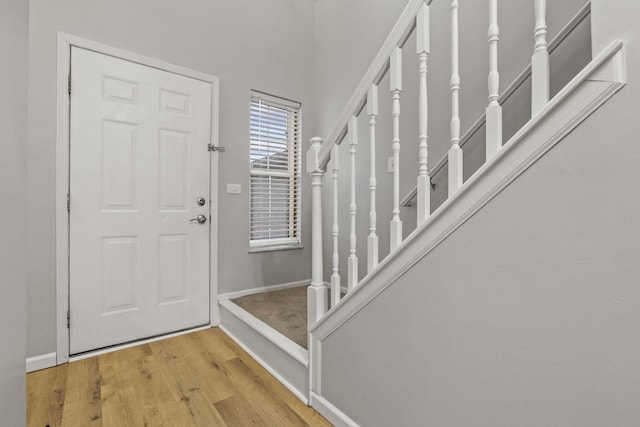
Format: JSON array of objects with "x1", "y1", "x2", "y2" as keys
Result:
[
  {"x1": 311, "y1": 38, "x2": 626, "y2": 338},
  {"x1": 317, "y1": 0, "x2": 434, "y2": 169},
  {"x1": 308, "y1": 0, "x2": 593, "y2": 332},
  {"x1": 400, "y1": 0, "x2": 591, "y2": 207}
]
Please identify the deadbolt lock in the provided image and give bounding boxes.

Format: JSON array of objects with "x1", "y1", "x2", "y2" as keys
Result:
[{"x1": 197, "y1": 197, "x2": 206, "y2": 206}]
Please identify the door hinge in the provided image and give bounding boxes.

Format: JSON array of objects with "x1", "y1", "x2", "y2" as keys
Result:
[
  {"x1": 67, "y1": 310, "x2": 70, "y2": 329},
  {"x1": 208, "y1": 143, "x2": 226, "y2": 152},
  {"x1": 68, "y1": 75, "x2": 72, "y2": 95},
  {"x1": 67, "y1": 194, "x2": 70, "y2": 213}
]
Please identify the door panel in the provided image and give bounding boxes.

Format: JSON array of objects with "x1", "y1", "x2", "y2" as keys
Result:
[
  {"x1": 159, "y1": 129, "x2": 189, "y2": 209},
  {"x1": 69, "y1": 47, "x2": 212, "y2": 354}
]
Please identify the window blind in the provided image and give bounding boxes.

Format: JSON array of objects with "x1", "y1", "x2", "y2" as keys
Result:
[{"x1": 249, "y1": 90, "x2": 301, "y2": 248}]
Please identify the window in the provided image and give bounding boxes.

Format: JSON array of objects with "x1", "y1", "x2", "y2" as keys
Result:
[{"x1": 249, "y1": 90, "x2": 302, "y2": 250}]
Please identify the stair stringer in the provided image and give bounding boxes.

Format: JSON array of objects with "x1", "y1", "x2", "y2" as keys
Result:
[{"x1": 308, "y1": 40, "x2": 626, "y2": 427}]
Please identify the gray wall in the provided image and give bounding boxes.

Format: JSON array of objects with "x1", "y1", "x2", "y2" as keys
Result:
[
  {"x1": 316, "y1": 0, "x2": 590, "y2": 283},
  {"x1": 318, "y1": 3, "x2": 640, "y2": 425},
  {"x1": 321, "y1": 82, "x2": 640, "y2": 427},
  {"x1": 315, "y1": 0, "x2": 590, "y2": 144},
  {"x1": 314, "y1": 0, "x2": 407, "y2": 138},
  {"x1": 0, "y1": 0, "x2": 28, "y2": 424},
  {"x1": 27, "y1": 0, "x2": 317, "y2": 358}
]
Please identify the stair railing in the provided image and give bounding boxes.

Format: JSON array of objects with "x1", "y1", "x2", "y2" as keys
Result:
[
  {"x1": 400, "y1": 0, "x2": 590, "y2": 208},
  {"x1": 307, "y1": 0, "x2": 554, "y2": 327}
]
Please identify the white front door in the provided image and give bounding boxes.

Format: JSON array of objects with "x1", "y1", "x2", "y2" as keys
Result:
[{"x1": 69, "y1": 47, "x2": 212, "y2": 354}]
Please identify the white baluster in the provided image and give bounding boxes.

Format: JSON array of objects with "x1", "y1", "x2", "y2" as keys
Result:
[
  {"x1": 486, "y1": 0, "x2": 503, "y2": 161},
  {"x1": 367, "y1": 85, "x2": 379, "y2": 273},
  {"x1": 390, "y1": 46, "x2": 403, "y2": 252},
  {"x1": 448, "y1": 0, "x2": 463, "y2": 197},
  {"x1": 416, "y1": 2, "x2": 431, "y2": 226},
  {"x1": 307, "y1": 137, "x2": 327, "y2": 326},
  {"x1": 347, "y1": 116, "x2": 359, "y2": 291},
  {"x1": 330, "y1": 145, "x2": 341, "y2": 307},
  {"x1": 532, "y1": 0, "x2": 549, "y2": 116}
]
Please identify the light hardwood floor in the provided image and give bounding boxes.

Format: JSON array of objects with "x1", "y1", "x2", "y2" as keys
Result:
[{"x1": 27, "y1": 328, "x2": 331, "y2": 427}]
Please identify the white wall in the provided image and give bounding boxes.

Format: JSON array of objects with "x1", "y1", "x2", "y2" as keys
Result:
[
  {"x1": 0, "y1": 0, "x2": 28, "y2": 424},
  {"x1": 316, "y1": 0, "x2": 590, "y2": 283},
  {"x1": 27, "y1": 0, "x2": 317, "y2": 358}
]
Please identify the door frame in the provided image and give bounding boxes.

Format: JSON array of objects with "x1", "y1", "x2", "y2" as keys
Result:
[{"x1": 55, "y1": 32, "x2": 220, "y2": 364}]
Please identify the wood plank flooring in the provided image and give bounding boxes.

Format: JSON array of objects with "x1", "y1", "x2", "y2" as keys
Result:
[{"x1": 27, "y1": 328, "x2": 331, "y2": 427}]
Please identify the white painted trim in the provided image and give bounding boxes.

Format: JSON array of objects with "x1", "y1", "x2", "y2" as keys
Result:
[
  {"x1": 317, "y1": 0, "x2": 433, "y2": 167},
  {"x1": 69, "y1": 325, "x2": 211, "y2": 362},
  {"x1": 218, "y1": 279, "x2": 310, "y2": 301},
  {"x1": 310, "y1": 392, "x2": 360, "y2": 427},
  {"x1": 219, "y1": 299, "x2": 309, "y2": 367},
  {"x1": 247, "y1": 243, "x2": 304, "y2": 253},
  {"x1": 61, "y1": 33, "x2": 221, "y2": 83},
  {"x1": 401, "y1": 1, "x2": 592, "y2": 207},
  {"x1": 219, "y1": 324, "x2": 309, "y2": 404},
  {"x1": 309, "y1": 334, "x2": 322, "y2": 394},
  {"x1": 209, "y1": 71, "x2": 221, "y2": 328},
  {"x1": 311, "y1": 41, "x2": 626, "y2": 341},
  {"x1": 55, "y1": 32, "x2": 71, "y2": 365},
  {"x1": 56, "y1": 32, "x2": 221, "y2": 364},
  {"x1": 26, "y1": 353, "x2": 57, "y2": 373}
]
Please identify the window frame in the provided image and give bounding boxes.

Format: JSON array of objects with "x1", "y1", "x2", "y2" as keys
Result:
[{"x1": 248, "y1": 90, "x2": 302, "y2": 252}]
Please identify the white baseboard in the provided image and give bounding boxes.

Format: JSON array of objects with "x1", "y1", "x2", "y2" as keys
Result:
[
  {"x1": 219, "y1": 324, "x2": 309, "y2": 404},
  {"x1": 310, "y1": 392, "x2": 359, "y2": 427},
  {"x1": 218, "y1": 279, "x2": 309, "y2": 301},
  {"x1": 26, "y1": 352, "x2": 57, "y2": 373}
]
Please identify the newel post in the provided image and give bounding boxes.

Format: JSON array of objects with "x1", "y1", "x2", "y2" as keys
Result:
[{"x1": 307, "y1": 137, "x2": 328, "y2": 327}]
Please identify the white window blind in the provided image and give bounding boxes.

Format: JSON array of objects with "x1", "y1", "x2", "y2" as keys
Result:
[{"x1": 249, "y1": 90, "x2": 302, "y2": 249}]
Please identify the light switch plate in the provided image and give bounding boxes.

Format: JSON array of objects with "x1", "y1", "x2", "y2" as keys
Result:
[{"x1": 227, "y1": 183, "x2": 242, "y2": 194}]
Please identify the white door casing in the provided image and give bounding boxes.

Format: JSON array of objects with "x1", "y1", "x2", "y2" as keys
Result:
[{"x1": 69, "y1": 46, "x2": 213, "y2": 354}]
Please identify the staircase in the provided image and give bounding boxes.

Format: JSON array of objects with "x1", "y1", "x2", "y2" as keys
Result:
[{"x1": 220, "y1": 0, "x2": 630, "y2": 425}]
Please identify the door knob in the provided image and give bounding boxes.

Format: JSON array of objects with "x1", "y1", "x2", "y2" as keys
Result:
[{"x1": 189, "y1": 214, "x2": 207, "y2": 224}]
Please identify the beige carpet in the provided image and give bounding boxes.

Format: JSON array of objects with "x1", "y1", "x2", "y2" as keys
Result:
[{"x1": 231, "y1": 285, "x2": 308, "y2": 349}]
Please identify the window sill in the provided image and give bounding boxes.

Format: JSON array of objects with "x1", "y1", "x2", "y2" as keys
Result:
[{"x1": 248, "y1": 244, "x2": 303, "y2": 254}]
